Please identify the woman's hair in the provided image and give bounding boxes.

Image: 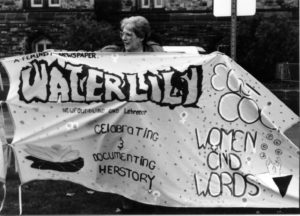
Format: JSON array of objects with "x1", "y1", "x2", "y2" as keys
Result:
[{"x1": 120, "y1": 16, "x2": 151, "y2": 42}]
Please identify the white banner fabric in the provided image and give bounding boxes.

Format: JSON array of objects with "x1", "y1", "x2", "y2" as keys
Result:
[
  {"x1": 0, "y1": 104, "x2": 8, "y2": 183},
  {"x1": 1, "y1": 51, "x2": 299, "y2": 207}
]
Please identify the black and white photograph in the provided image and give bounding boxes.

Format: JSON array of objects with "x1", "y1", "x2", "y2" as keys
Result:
[{"x1": 0, "y1": 0, "x2": 299, "y2": 214}]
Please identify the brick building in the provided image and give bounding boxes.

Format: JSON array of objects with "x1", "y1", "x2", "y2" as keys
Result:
[
  {"x1": 0, "y1": 0, "x2": 298, "y2": 57},
  {"x1": 0, "y1": 0, "x2": 94, "y2": 57}
]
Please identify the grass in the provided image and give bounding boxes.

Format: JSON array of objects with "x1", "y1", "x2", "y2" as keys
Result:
[
  {"x1": 1, "y1": 167, "x2": 175, "y2": 214},
  {"x1": 1, "y1": 167, "x2": 124, "y2": 215},
  {"x1": 1, "y1": 164, "x2": 300, "y2": 214}
]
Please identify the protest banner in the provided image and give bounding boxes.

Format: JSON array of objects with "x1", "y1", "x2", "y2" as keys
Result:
[
  {"x1": 0, "y1": 51, "x2": 298, "y2": 207},
  {"x1": 0, "y1": 132, "x2": 6, "y2": 184},
  {"x1": 0, "y1": 86, "x2": 8, "y2": 184}
]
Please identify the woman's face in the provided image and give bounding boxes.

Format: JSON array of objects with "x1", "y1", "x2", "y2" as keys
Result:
[{"x1": 121, "y1": 24, "x2": 144, "y2": 52}]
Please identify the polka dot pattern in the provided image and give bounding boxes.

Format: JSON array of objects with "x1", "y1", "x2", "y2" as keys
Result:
[{"x1": 2, "y1": 52, "x2": 298, "y2": 208}]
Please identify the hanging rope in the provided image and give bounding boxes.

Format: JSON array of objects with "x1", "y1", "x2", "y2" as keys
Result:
[
  {"x1": 18, "y1": 185, "x2": 22, "y2": 215},
  {"x1": 0, "y1": 183, "x2": 6, "y2": 212},
  {"x1": 0, "y1": 71, "x2": 3, "y2": 92},
  {"x1": 14, "y1": 152, "x2": 19, "y2": 173}
]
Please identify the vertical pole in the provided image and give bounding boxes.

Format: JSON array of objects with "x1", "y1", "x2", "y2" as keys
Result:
[
  {"x1": 0, "y1": 64, "x2": 3, "y2": 92},
  {"x1": 231, "y1": 0, "x2": 237, "y2": 61}
]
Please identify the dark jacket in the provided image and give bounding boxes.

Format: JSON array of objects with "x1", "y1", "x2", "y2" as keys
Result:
[{"x1": 100, "y1": 41, "x2": 164, "y2": 52}]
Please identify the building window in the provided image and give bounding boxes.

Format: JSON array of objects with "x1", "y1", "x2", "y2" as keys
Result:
[
  {"x1": 31, "y1": 0, "x2": 43, "y2": 7},
  {"x1": 141, "y1": 0, "x2": 150, "y2": 8},
  {"x1": 34, "y1": 39, "x2": 52, "y2": 52},
  {"x1": 122, "y1": 0, "x2": 135, "y2": 11},
  {"x1": 48, "y1": 0, "x2": 61, "y2": 7},
  {"x1": 154, "y1": 0, "x2": 164, "y2": 8},
  {"x1": 30, "y1": 0, "x2": 61, "y2": 8}
]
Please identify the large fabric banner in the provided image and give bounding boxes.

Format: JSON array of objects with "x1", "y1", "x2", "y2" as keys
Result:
[
  {"x1": 0, "y1": 103, "x2": 8, "y2": 183},
  {"x1": 0, "y1": 51, "x2": 299, "y2": 207}
]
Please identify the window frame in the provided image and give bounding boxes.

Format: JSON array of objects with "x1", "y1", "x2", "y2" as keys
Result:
[
  {"x1": 31, "y1": 0, "x2": 43, "y2": 8},
  {"x1": 154, "y1": 0, "x2": 164, "y2": 8},
  {"x1": 141, "y1": 0, "x2": 150, "y2": 8},
  {"x1": 48, "y1": 0, "x2": 61, "y2": 7},
  {"x1": 34, "y1": 38, "x2": 52, "y2": 52}
]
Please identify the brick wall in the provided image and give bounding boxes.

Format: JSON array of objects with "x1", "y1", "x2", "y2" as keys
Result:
[
  {"x1": 144, "y1": 12, "x2": 225, "y2": 49},
  {"x1": 0, "y1": 11, "x2": 93, "y2": 57},
  {"x1": 120, "y1": 0, "x2": 299, "y2": 11},
  {"x1": 0, "y1": 0, "x2": 22, "y2": 10},
  {"x1": 0, "y1": 10, "x2": 298, "y2": 57},
  {"x1": 61, "y1": 0, "x2": 94, "y2": 9},
  {"x1": 0, "y1": 0, "x2": 94, "y2": 10},
  {"x1": 0, "y1": 0, "x2": 94, "y2": 57},
  {"x1": 0, "y1": 0, "x2": 298, "y2": 11},
  {"x1": 117, "y1": 9, "x2": 298, "y2": 52},
  {"x1": 0, "y1": 0, "x2": 298, "y2": 58},
  {"x1": 164, "y1": 0, "x2": 212, "y2": 11}
]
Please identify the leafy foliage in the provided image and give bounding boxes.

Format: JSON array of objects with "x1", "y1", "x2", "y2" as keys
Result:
[
  {"x1": 54, "y1": 14, "x2": 120, "y2": 51},
  {"x1": 53, "y1": 12, "x2": 298, "y2": 82},
  {"x1": 237, "y1": 14, "x2": 298, "y2": 81},
  {"x1": 94, "y1": 0, "x2": 122, "y2": 22}
]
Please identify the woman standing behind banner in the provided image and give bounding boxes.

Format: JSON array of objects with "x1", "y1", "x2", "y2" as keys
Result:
[
  {"x1": 101, "y1": 16, "x2": 162, "y2": 213},
  {"x1": 101, "y1": 16, "x2": 163, "y2": 52}
]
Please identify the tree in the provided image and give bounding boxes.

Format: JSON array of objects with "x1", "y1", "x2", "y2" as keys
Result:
[
  {"x1": 54, "y1": 14, "x2": 120, "y2": 51},
  {"x1": 237, "y1": 14, "x2": 298, "y2": 81},
  {"x1": 94, "y1": 0, "x2": 122, "y2": 22}
]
